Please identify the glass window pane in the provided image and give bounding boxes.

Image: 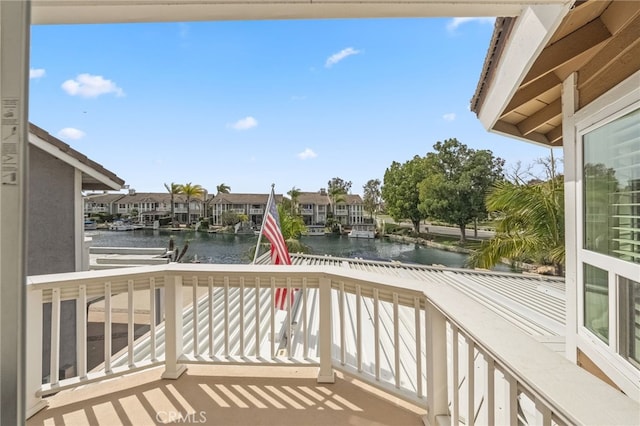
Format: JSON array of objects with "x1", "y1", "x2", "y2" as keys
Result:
[
  {"x1": 619, "y1": 277, "x2": 640, "y2": 368},
  {"x1": 583, "y1": 108, "x2": 640, "y2": 263},
  {"x1": 584, "y1": 263, "x2": 609, "y2": 343}
]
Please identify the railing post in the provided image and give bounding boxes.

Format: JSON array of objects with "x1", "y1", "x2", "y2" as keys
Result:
[
  {"x1": 25, "y1": 287, "x2": 48, "y2": 418},
  {"x1": 425, "y1": 301, "x2": 449, "y2": 426},
  {"x1": 162, "y1": 274, "x2": 187, "y2": 379},
  {"x1": 317, "y1": 277, "x2": 335, "y2": 384}
]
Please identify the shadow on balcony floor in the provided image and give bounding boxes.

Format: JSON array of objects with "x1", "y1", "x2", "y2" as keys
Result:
[{"x1": 28, "y1": 365, "x2": 426, "y2": 425}]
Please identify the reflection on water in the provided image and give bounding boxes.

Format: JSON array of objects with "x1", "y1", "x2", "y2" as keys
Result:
[{"x1": 88, "y1": 229, "x2": 511, "y2": 271}]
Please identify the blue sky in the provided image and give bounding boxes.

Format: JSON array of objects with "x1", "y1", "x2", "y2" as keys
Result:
[{"x1": 29, "y1": 17, "x2": 555, "y2": 195}]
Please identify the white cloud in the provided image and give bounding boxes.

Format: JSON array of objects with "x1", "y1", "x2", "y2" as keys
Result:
[
  {"x1": 57, "y1": 127, "x2": 86, "y2": 140},
  {"x1": 297, "y1": 148, "x2": 317, "y2": 160},
  {"x1": 443, "y1": 113, "x2": 456, "y2": 122},
  {"x1": 61, "y1": 73, "x2": 125, "y2": 98},
  {"x1": 30, "y1": 68, "x2": 46, "y2": 79},
  {"x1": 228, "y1": 116, "x2": 258, "y2": 130},
  {"x1": 325, "y1": 47, "x2": 361, "y2": 68},
  {"x1": 447, "y1": 17, "x2": 494, "y2": 32}
]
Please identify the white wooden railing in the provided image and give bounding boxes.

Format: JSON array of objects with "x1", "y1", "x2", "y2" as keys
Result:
[{"x1": 26, "y1": 264, "x2": 639, "y2": 425}]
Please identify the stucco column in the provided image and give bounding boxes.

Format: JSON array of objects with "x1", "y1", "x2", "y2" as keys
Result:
[{"x1": 0, "y1": 1, "x2": 31, "y2": 423}]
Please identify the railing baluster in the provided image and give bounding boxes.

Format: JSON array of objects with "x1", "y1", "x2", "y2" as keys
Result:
[
  {"x1": 414, "y1": 297, "x2": 422, "y2": 398},
  {"x1": 208, "y1": 276, "x2": 214, "y2": 357},
  {"x1": 286, "y1": 277, "x2": 292, "y2": 359},
  {"x1": 26, "y1": 288, "x2": 47, "y2": 417},
  {"x1": 485, "y1": 353, "x2": 495, "y2": 425},
  {"x1": 452, "y1": 325, "x2": 460, "y2": 425},
  {"x1": 302, "y1": 278, "x2": 308, "y2": 359},
  {"x1": 505, "y1": 373, "x2": 519, "y2": 425},
  {"x1": 224, "y1": 276, "x2": 230, "y2": 358},
  {"x1": 162, "y1": 274, "x2": 186, "y2": 379},
  {"x1": 373, "y1": 287, "x2": 380, "y2": 381},
  {"x1": 50, "y1": 288, "x2": 61, "y2": 386},
  {"x1": 104, "y1": 282, "x2": 112, "y2": 374},
  {"x1": 339, "y1": 281, "x2": 345, "y2": 365},
  {"x1": 270, "y1": 277, "x2": 276, "y2": 358},
  {"x1": 426, "y1": 302, "x2": 448, "y2": 426},
  {"x1": 536, "y1": 398, "x2": 552, "y2": 426},
  {"x1": 317, "y1": 277, "x2": 334, "y2": 383},
  {"x1": 192, "y1": 276, "x2": 199, "y2": 356},
  {"x1": 255, "y1": 277, "x2": 260, "y2": 358},
  {"x1": 467, "y1": 335, "x2": 475, "y2": 426},
  {"x1": 393, "y1": 292, "x2": 400, "y2": 389},
  {"x1": 77, "y1": 284, "x2": 87, "y2": 379},
  {"x1": 127, "y1": 280, "x2": 134, "y2": 367},
  {"x1": 150, "y1": 278, "x2": 157, "y2": 362},
  {"x1": 240, "y1": 277, "x2": 245, "y2": 357},
  {"x1": 356, "y1": 284, "x2": 362, "y2": 372}
]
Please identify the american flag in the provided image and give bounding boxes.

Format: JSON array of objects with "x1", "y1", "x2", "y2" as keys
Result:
[{"x1": 259, "y1": 187, "x2": 293, "y2": 310}]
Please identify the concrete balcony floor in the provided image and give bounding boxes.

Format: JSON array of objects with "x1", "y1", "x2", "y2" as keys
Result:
[{"x1": 28, "y1": 365, "x2": 426, "y2": 425}]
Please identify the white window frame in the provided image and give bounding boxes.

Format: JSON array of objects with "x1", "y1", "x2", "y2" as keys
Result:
[{"x1": 574, "y1": 71, "x2": 640, "y2": 393}]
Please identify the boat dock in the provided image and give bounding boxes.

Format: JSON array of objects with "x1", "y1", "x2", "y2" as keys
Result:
[{"x1": 89, "y1": 246, "x2": 170, "y2": 270}]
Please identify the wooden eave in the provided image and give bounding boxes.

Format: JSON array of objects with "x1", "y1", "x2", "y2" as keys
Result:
[{"x1": 471, "y1": 0, "x2": 640, "y2": 147}]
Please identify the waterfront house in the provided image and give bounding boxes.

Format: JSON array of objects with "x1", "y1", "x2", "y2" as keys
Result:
[
  {"x1": 0, "y1": 1, "x2": 638, "y2": 425},
  {"x1": 83, "y1": 192, "x2": 126, "y2": 218},
  {"x1": 330, "y1": 193, "x2": 366, "y2": 226},
  {"x1": 210, "y1": 192, "x2": 284, "y2": 227},
  {"x1": 85, "y1": 190, "x2": 206, "y2": 225},
  {"x1": 470, "y1": 0, "x2": 640, "y2": 398},
  {"x1": 298, "y1": 189, "x2": 331, "y2": 225},
  {"x1": 297, "y1": 189, "x2": 366, "y2": 227}
]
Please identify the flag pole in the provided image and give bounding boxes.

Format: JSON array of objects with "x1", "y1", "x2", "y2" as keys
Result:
[{"x1": 252, "y1": 183, "x2": 275, "y2": 264}]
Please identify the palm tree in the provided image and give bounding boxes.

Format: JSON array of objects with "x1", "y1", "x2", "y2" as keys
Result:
[
  {"x1": 164, "y1": 182, "x2": 183, "y2": 224},
  {"x1": 468, "y1": 176, "x2": 565, "y2": 275},
  {"x1": 328, "y1": 186, "x2": 346, "y2": 216},
  {"x1": 181, "y1": 182, "x2": 204, "y2": 225},
  {"x1": 216, "y1": 183, "x2": 230, "y2": 194},
  {"x1": 287, "y1": 186, "x2": 301, "y2": 215}
]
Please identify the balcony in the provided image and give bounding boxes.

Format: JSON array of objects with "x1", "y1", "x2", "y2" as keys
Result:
[{"x1": 25, "y1": 263, "x2": 639, "y2": 425}]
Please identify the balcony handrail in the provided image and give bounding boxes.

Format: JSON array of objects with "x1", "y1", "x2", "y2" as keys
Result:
[{"x1": 25, "y1": 264, "x2": 639, "y2": 425}]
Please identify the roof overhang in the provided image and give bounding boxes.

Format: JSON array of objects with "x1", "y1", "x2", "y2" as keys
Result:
[
  {"x1": 472, "y1": 0, "x2": 640, "y2": 147},
  {"x1": 29, "y1": 124, "x2": 125, "y2": 191},
  {"x1": 31, "y1": 0, "x2": 569, "y2": 25}
]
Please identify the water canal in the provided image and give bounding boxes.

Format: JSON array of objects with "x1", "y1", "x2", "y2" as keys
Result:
[{"x1": 88, "y1": 228, "x2": 511, "y2": 271}]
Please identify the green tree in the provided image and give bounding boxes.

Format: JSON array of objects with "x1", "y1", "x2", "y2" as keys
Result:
[
  {"x1": 287, "y1": 186, "x2": 301, "y2": 215},
  {"x1": 328, "y1": 177, "x2": 352, "y2": 194},
  {"x1": 252, "y1": 203, "x2": 309, "y2": 261},
  {"x1": 182, "y1": 182, "x2": 204, "y2": 225},
  {"x1": 362, "y1": 179, "x2": 381, "y2": 220},
  {"x1": 327, "y1": 177, "x2": 350, "y2": 219},
  {"x1": 216, "y1": 183, "x2": 230, "y2": 194},
  {"x1": 277, "y1": 204, "x2": 306, "y2": 240},
  {"x1": 220, "y1": 211, "x2": 240, "y2": 226},
  {"x1": 382, "y1": 156, "x2": 429, "y2": 234},
  {"x1": 418, "y1": 139, "x2": 504, "y2": 242},
  {"x1": 468, "y1": 175, "x2": 565, "y2": 275},
  {"x1": 164, "y1": 182, "x2": 183, "y2": 224}
]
